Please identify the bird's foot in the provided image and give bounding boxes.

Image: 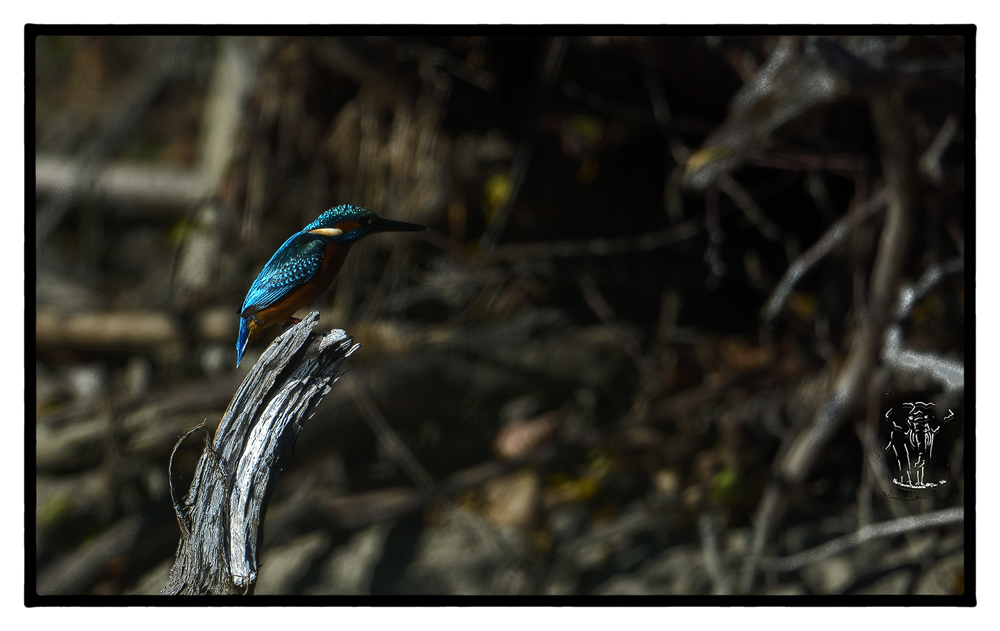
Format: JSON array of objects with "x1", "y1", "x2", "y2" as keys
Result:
[{"x1": 281, "y1": 316, "x2": 302, "y2": 329}]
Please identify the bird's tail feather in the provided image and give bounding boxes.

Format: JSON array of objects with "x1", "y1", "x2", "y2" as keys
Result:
[{"x1": 236, "y1": 317, "x2": 251, "y2": 368}]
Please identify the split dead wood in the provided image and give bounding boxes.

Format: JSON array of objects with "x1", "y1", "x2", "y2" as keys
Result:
[{"x1": 160, "y1": 311, "x2": 357, "y2": 595}]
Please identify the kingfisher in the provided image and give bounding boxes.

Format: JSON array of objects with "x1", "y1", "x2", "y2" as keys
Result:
[{"x1": 236, "y1": 204, "x2": 427, "y2": 367}]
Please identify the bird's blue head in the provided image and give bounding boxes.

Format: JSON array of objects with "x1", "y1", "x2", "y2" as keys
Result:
[{"x1": 303, "y1": 204, "x2": 426, "y2": 245}]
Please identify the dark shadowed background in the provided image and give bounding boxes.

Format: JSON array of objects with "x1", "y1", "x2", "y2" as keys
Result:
[{"x1": 33, "y1": 33, "x2": 967, "y2": 596}]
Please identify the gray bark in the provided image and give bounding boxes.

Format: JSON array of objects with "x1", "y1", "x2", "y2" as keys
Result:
[{"x1": 161, "y1": 311, "x2": 356, "y2": 595}]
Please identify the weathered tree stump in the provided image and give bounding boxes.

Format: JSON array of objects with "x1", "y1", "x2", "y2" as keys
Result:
[{"x1": 161, "y1": 311, "x2": 356, "y2": 595}]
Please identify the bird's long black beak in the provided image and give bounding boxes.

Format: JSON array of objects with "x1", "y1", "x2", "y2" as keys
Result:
[{"x1": 373, "y1": 218, "x2": 429, "y2": 233}]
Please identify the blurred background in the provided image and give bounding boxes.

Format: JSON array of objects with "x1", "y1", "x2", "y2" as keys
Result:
[{"x1": 34, "y1": 34, "x2": 966, "y2": 596}]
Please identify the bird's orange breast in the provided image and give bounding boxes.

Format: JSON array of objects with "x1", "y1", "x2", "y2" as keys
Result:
[{"x1": 248, "y1": 241, "x2": 350, "y2": 331}]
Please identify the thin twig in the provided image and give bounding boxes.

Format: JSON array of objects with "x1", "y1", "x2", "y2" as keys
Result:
[
  {"x1": 704, "y1": 185, "x2": 725, "y2": 289},
  {"x1": 698, "y1": 510, "x2": 731, "y2": 595},
  {"x1": 641, "y1": 51, "x2": 690, "y2": 165},
  {"x1": 749, "y1": 152, "x2": 869, "y2": 174},
  {"x1": 640, "y1": 48, "x2": 691, "y2": 223},
  {"x1": 347, "y1": 374, "x2": 435, "y2": 492},
  {"x1": 740, "y1": 86, "x2": 916, "y2": 594},
  {"x1": 762, "y1": 189, "x2": 888, "y2": 324},
  {"x1": 891, "y1": 256, "x2": 965, "y2": 322},
  {"x1": 768, "y1": 507, "x2": 963, "y2": 572},
  {"x1": 575, "y1": 274, "x2": 657, "y2": 382},
  {"x1": 167, "y1": 422, "x2": 209, "y2": 540},
  {"x1": 881, "y1": 256, "x2": 966, "y2": 393},
  {"x1": 486, "y1": 217, "x2": 703, "y2": 262},
  {"x1": 918, "y1": 114, "x2": 959, "y2": 185},
  {"x1": 480, "y1": 36, "x2": 569, "y2": 252},
  {"x1": 717, "y1": 173, "x2": 784, "y2": 243}
]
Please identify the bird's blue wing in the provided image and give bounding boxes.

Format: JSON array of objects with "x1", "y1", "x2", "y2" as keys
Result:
[{"x1": 240, "y1": 234, "x2": 326, "y2": 317}]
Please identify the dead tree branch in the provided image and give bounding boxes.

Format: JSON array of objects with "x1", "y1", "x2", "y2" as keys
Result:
[
  {"x1": 879, "y1": 256, "x2": 965, "y2": 393},
  {"x1": 160, "y1": 311, "x2": 357, "y2": 595},
  {"x1": 35, "y1": 37, "x2": 199, "y2": 251},
  {"x1": 762, "y1": 189, "x2": 888, "y2": 324},
  {"x1": 35, "y1": 308, "x2": 233, "y2": 351},
  {"x1": 740, "y1": 85, "x2": 917, "y2": 593}
]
